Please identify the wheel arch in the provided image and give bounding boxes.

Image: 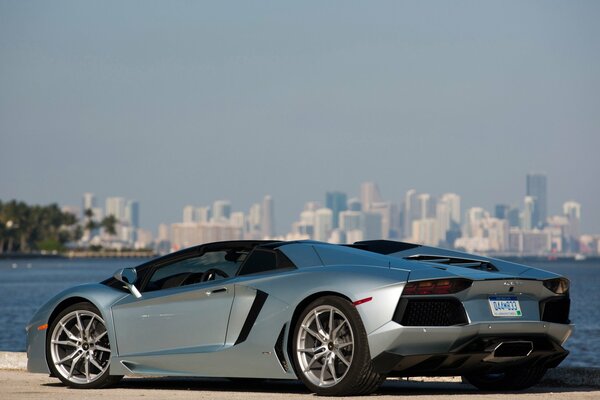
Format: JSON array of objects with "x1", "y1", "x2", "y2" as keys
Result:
[
  {"x1": 47, "y1": 296, "x2": 102, "y2": 327},
  {"x1": 286, "y1": 291, "x2": 353, "y2": 373}
]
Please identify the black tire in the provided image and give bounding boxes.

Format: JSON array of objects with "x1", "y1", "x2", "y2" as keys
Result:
[
  {"x1": 291, "y1": 296, "x2": 384, "y2": 396},
  {"x1": 46, "y1": 302, "x2": 123, "y2": 389},
  {"x1": 463, "y1": 366, "x2": 547, "y2": 391}
]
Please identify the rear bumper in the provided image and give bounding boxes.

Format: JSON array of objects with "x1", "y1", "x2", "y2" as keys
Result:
[
  {"x1": 368, "y1": 321, "x2": 573, "y2": 375},
  {"x1": 372, "y1": 334, "x2": 569, "y2": 376}
]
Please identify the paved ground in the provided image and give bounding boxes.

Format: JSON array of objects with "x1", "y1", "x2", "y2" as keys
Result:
[{"x1": 1, "y1": 370, "x2": 600, "y2": 400}]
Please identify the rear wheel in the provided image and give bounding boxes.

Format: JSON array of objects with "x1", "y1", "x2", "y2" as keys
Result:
[
  {"x1": 291, "y1": 296, "x2": 384, "y2": 396},
  {"x1": 463, "y1": 366, "x2": 547, "y2": 391},
  {"x1": 46, "y1": 302, "x2": 122, "y2": 389}
]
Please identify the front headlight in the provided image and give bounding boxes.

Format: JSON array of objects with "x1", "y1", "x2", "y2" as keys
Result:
[{"x1": 543, "y1": 277, "x2": 570, "y2": 294}]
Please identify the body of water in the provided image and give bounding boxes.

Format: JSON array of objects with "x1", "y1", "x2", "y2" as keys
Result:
[{"x1": 0, "y1": 257, "x2": 597, "y2": 368}]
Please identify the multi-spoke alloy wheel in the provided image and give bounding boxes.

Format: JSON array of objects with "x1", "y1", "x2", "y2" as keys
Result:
[
  {"x1": 296, "y1": 305, "x2": 354, "y2": 387},
  {"x1": 292, "y1": 296, "x2": 384, "y2": 396},
  {"x1": 46, "y1": 302, "x2": 122, "y2": 389}
]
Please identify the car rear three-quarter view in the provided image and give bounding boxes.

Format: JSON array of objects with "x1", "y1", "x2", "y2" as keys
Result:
[{"x1": 26, "y1": 240, "x2": 572, "y2": 396}]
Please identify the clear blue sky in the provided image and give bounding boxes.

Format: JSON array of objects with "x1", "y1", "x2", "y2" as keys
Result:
[{"x1": 1, "y1": 1, "x2": 599, "y2": 234}]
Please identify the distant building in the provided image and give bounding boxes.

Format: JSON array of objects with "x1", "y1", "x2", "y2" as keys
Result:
[
  {"x1": 183, "y1": 205, "x2": 196, "y2": 223},
  {"x1": 495, "y1": 204, "x2": 510, "y2": 220},
  {"x1": 314, "y1": 208, "x2": 333, "y2": 242},
  {"x1": 563, "y1": 201, "x2": 582, "y2": 253},
  {"x1": 526, "y1": 173, "x2": 547, "y2": 229},
  {"x1": 326, "y1": 191, "x2": 347, "y2": 229},
  {"x1": 360, "y1": 182, "x2": 382, "y2": 212},
  {"x1": 105, "y1": 197, "x2": 126, "y2": 222},
  {"x1": 212, "y1": 200, "x2": 232, "y2": 222},
  {"x1": 361, "y1": 212, "x2": 382, "y2": 241},
  {"x1": 261, "y1": 195, "x2": 275, "y2": 238},
  {"x1": 402, "y1": 189, "x2": 418, "y2": 239},
  {"x1": 347, "y1": 197, "x2": 361, "y2": 212},
  {"x1": 522, "y1": 196, "x2": 535, "y2": 230}
]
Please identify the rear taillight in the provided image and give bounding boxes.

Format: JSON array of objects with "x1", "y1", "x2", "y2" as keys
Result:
[
  {"x1": 543, "y1": 277, "x2": 570, "y2": 294},
  {"x1": 402, "y1": 278, "x2": 472, "y2": 295}
]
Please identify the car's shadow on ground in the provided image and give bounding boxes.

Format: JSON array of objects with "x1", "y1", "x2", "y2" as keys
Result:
[{"x1": 43, "y1": 377, "x2": 598, "y2": 396}]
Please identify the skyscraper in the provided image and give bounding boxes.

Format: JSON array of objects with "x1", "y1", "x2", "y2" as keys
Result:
[
  {"x1": 522, "y1": 196, "x2": 536, "y2": 230},
  {"x1": 314, "y1": 208, "x2": 333, "y2": 241},
  {"x1": 261, "y1": 195, "x2": 275, "y2": 238},
  {"x1": 360, "y1": 182, "x2": 382, "y2": 212},
  {"x1": 82, "y1": 192, "x2": 96, "y2": 216},
  {"x1": 526, "y1": 173, "x2": 547, "y2": 228},
  {"x1": 402, "y1": 189, "x2": 418, "y2": 239},
  {"x1": 125, "y1": 200, "x2": 139, "y2": 229},
  {"x1": 105, "y1": 197, "x2": 126, "y2": 221},
  {"x1": 325, "y1": 191, "x2": 347, "y2": 229},
  {"x1": 212, "y1": 200, "x2": 232, "y2": 221}
]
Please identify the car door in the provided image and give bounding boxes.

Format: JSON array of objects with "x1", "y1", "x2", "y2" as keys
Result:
[{"x1": 111, "y1": 248, "x2": 240, "y2": 357}]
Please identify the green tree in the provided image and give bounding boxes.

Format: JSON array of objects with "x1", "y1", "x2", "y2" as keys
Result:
[{"x1": 101, "y1": 215, "x2": 118, "y2": 236}]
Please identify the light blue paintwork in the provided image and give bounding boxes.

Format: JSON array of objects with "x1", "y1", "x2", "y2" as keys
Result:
[{"x1": 26, "y1": 240, "x2": 572, "y2": 380}]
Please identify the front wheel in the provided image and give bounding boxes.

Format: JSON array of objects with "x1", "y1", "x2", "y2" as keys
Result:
[
  {"x1": 46, "y1": 302, "x2": 122, "y2": 389},
  {"x1": 462, "y1": 366, "x2": 547, "y2": 391},
  {"x1": 291, "y1": 296, "x2": 384, "y2": 396}
]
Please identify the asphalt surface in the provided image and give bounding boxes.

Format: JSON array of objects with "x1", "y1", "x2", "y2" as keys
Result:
[{"x1": 2, "y1": 371, "x2": 600, "y2": 400}]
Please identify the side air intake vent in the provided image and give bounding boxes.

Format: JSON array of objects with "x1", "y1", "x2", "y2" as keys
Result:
[
  {"x1": 405, "y1": 255, "x2": 498, "y2": 272},
  {"x1": 274, "y1": 324, "x2": 289, "y2": 372}
]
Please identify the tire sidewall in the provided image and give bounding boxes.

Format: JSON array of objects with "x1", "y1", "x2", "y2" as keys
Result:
[
  {"x1": 291, "y1": 295, "x2": 372, "y2": 396},
  {"x1": 46, "y1": 302, "x2": 117, "y2": 389}
]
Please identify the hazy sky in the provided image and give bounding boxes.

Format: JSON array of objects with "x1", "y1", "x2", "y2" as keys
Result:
[{"x1": 1, "y1": 1, "x2": 599, "y2": 234}]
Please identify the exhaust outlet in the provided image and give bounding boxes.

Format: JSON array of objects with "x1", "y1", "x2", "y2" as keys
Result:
[{"x1": 483, "y1": 341, "x2": 533, "y2": 363}]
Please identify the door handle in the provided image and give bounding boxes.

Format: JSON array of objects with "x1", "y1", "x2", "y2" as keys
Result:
[{"x1": 206, "y1": 288, "x2": 227, "y2": 296}]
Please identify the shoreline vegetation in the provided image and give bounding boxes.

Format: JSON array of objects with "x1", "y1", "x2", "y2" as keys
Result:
[
  {"x1": 1, "y1": 199, "x2": 153, "y2": 257},
  {"x1": 0, "y1": 249, "x2": 155, "y2": 259}
]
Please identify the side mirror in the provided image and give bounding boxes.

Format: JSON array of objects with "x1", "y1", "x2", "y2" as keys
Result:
[{"x1": 114, "y1": 268, "x2": 142, "y2": 298}]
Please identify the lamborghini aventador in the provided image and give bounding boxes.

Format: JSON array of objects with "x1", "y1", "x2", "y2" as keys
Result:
[{"x1": 26, "y1": 240, "x2": 572, "y2": 396}]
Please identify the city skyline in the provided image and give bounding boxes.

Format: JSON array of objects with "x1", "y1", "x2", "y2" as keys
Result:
[
  {"x1": 1, "y1": 2, "x2": 599, "y2": 236},
  {"x1": 57, "y1": 172, "x2": 599, "y2": 256}
]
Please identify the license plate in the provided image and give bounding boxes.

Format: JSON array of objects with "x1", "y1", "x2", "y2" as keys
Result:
[{"x1": 488, "y1": 296, "x2": 522, "y2": 317}]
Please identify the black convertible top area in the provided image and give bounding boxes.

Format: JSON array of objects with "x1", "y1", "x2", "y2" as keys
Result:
[{"x1": 346, "y1": 240, "x2": 422, "y2": 254}]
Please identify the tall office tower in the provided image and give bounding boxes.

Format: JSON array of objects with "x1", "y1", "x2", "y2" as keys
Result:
[
  {"x1": 197, "y1": 206, "x2": 211, "y2": 223},
  {"x1": 370, "y1": 201, "x2": 392, "y2": 239},
  {"x1": 527, "y1": 173, "x2": 548, "y2": 228},
  {"x1": 347, "y1": 197, "x2": 362, "y2": 212},
  {"x1": 417, "y1": 193, "x2": 434, "y2": 220},
  {"x1": 212, "y1": 200, "x2": 232, "y2": 221},
  {"x1": 157, "y1": 223, "x2": 170, "y2": 242},
  {"x1": 82, "y1": 193, "x2": 96, "y2": 216},
  {"x1": 495, "y1": 204, "x2": 510, "y2": 220},
  {"x1": 360, "y1": 182, "x2": 382, "y2": 212},
  {"x1": 463, "y1": 207, "x2": 488, "y2": 237},
  {"x1": 125, "y1": 200, "x2": 140, "y2": 228},
  {"x1": 507, "y1": 206, "x2": 520, "y2": 227},
  {"x1": 436, "y1": 200, "x2": 451, "y2": 245},
  {"x1": 361, "y1": 212, "x2": 383, "y2": 241},
  {"x1": 339, "y1": 210, "x2": 362, "y2": 232},
  {"x1": 326, "y1": 191, "x2": 348, "y2": 229},
  {"x1": 261, "y1": 195, "x2": 275, "y2": 238},
  {"x1": 105, "y1": 197, "x2": 126, "y2": 221},
  {"x1": 314, "y1": 208, "x2": 333, "y2": 242},
  {"x1": 440, "y1": 193, "x2": 461, "y2": 225},
  {"x1": 402, "y1": 189, "x2": 418, "y2": 239},
  {"x1": 230, "y1": 212, "x2": 245, "y2": 229},
  {"x1": 183, "y1": 205, "x2": 196, "y2": 223},
  {"x1": 522, "y1": 196, "x2": 536, "y2": 230},
  {"x1": 563, "y1": 201, "x2": 582, "y2": 252},
  {"x1": 247, "y1": 203, "x2": 261, "y2": 232}
]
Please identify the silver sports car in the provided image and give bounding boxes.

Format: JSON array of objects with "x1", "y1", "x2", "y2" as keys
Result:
[{"x1": 26, "y1": 240, "x2": 572, "y2": 396}]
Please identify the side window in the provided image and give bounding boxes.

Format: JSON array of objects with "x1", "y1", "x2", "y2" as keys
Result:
[
  {"x1": 238, "y1": 249, "x2": 296, "y2": 276},
  {"x1": 144, "y1": 250, "x2": 243, "y2": 292}
]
